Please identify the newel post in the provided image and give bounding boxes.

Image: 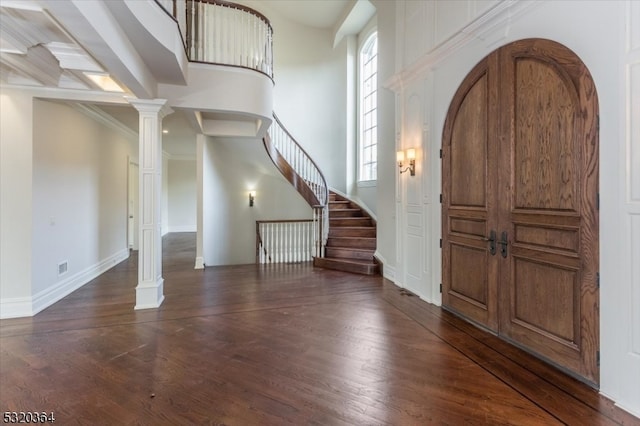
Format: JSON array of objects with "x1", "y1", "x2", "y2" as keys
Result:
[{"x1": 128, "y1": 98, "x2": 173, "y2": 310}]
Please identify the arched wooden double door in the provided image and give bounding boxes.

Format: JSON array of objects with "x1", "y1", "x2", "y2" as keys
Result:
[{"x1": 441, "y1": 39, "x2": 599, "y2": 384}]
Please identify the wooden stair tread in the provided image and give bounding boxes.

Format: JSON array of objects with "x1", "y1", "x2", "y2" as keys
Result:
[
  {"x1": 325, "y1": 246, "x2": 375, "y2": 261},
  {"x1": 322, "y1": 257, "x2": 376, "y2": 265},
  {"x1": 313, "y1": 256, "x2": 379, "y2": 275},
  {"x1": 317, "y1": 191, "x2": 379, "y2": 276},
  {"x1": 326, "y1": 237, "x2": 376, "y2": 249},
  {"x1": 328, "y1": 236, "x2": 376, "y2": 241}
]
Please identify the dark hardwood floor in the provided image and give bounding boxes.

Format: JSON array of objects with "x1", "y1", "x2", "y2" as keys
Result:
[{"x1": 1, "y1": 233, "x2": 638, "y2": 425}]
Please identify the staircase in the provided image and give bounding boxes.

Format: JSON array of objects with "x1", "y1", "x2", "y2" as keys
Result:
[
  {"x1": 263, "y1": 115, "x2": 379, "y2": 276},
  {"x1": 313, "y1": 192, "x2": 379, "y2": 275}
]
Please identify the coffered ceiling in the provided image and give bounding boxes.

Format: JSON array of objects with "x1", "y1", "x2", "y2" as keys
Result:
[{"x1": 0, "y1": 2, "x2": 124, "y2": 92}]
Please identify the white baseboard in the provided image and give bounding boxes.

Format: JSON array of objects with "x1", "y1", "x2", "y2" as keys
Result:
[
  {"x1": 0, "y1": 296, "x2": 33, "y2": 319},
  {"x1": 0, "y1": 248, "x2": 130, "y2": 319},
  {"x1": 374, "y1": 250, "x2": 395, "y2": 282},
  {"x1": 615, "y1": 401, "x2": 640, "y2": 421}
]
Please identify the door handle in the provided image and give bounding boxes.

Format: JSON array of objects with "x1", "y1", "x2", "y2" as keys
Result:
[
  {"x1": 485, "y1": 230, "x2": 497, "y2": 256},
  {"x1": 498, "y1": 231, "x2": 508, "y2": 258}
]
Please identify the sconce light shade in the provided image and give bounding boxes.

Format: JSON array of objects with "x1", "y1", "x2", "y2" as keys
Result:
[
  {"x1": 406, "y1": 148, "x2": 416, "y2": 160},
  {"x1": 397, "y1": 148, "x2": 416, "y2": 177},
  {"x1": 249, "y1": 191, "x2": 256, "y2": 207}
]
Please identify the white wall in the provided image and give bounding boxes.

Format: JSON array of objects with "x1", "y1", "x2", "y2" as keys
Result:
[
  {"x1": 167, "y1": 159, "x2": 196, "y2": 232},
  {"x1": 380, "y1": 0, "x2": 639, "y2": 417},
  {"x1": 202, "y1": 138, "x2": 216, "y2": 265},
  {"x1": 0, "y1": 90, "x2": 34, "y2": 312},
  {"x1": 29, "y1": 99, "x2": 131, "y2": 315},
  {"x1": 161, "y1": 153, "x2": 169, "y2": 235},
  {"x1": 237, "y1": 1, "x2": 349, "y2": 194},
  {"x1": 202, "y1": 137, "x2": 312, "y2": 266},
  {"x1": 372, "y1": 0, "x2": 398, "y2": 279}
]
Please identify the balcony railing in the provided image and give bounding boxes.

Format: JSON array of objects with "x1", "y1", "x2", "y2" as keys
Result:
[
  {"x1": 157, "y1": 0, "x2": 273, "y2": 78},
  {"x1": 187, "y1": 0, "x2": 273, "y2": 77}
]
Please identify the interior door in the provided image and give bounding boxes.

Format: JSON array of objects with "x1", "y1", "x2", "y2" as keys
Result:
[
  {"x1": 128, "y1": 162, "x2": 139, "y2": 250},
  {"x1": 442, "y1": 39, "x2": 599, "y2": 384}
]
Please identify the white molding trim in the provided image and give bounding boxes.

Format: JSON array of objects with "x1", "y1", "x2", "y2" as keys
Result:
[
  {"x1": 71, "y1": 103, "x2": 138, "y2": 142},
  {"x1": 0, "y1": 296, "x2": 32, "y2": 319},
  {"x1": 384, "y1": 0, "x2": 541, "y2": 92},
  {"x1": 0, "y1": 248, "x2": 130, "y2": 319},
  {"x1": 616, "y1": 401, "x2": 640, "y2": 421},
  {"x1": 0, "y1": 83, "x2": 131, "y2": 104}
]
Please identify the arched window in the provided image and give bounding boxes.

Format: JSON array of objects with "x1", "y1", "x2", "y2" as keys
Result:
[{"x1": 359, "y1": 32, "x2": 377, "y2": 182}]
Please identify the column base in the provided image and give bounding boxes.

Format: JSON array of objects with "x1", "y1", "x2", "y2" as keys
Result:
[
  {"x1": 194, "y1": 257, "x2": 205, "y2": 269},
  {"x1": 134, "y1": 278, "x2": 165, "y2": 310}
]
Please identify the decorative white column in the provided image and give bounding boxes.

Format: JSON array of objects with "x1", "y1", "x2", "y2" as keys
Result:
[
  {"x1": 128, "y1": 99, "x2": 173, "y2": 310},
  {"x1": 194, "y1": 133, "x2": 205, "y2": 269}
]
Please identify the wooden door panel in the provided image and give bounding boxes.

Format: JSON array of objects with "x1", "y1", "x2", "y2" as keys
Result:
[
  {"x1": 513, "y1": 58, "x2": 578, "y2": 211},
  {"x1": 450, "y1": 74, "x2": 488, "y2": 207},
  {"x1": 512, "y1": 256, "x2": 579, "y2": 344},
  {"x1": 450, "y1": 217, "x2": 486, "y2": 238},
  {"x1": 513, "y1": 222, "x2": 579, "y2": 254},
  {"x1": 442, "y1": 55, "x2": 499, "y2": 331},
  {"x1": 499, "y1": 39, "x2": 599, "y2": 384},
  {"x1": 450, "y1": 244, "x2": 488, "y2": 305}
]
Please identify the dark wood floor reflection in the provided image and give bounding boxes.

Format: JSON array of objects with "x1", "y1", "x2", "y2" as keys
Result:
[{"x1": 1, "y1": 233, "x2": 637, "y2": 425}]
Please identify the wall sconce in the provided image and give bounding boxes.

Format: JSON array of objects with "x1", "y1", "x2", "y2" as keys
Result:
[
  {"x1": 249, "y1": 191, "x2": 255, "y2": 207},
  {"x1": 397, "y1": 148, "x2": 416, "y2": 176}
]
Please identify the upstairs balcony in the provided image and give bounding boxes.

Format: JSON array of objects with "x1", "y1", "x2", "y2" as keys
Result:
[{"x1": 1, "y1": 0, "x2": 275, "y2": 138}]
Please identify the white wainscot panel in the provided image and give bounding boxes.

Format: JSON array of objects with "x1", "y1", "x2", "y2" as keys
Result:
[
  {"x1": 405, "y1": 91, "x2": 422, "y2": 144},
  {"x1": 423, "y1": 207, "x2": 432, "y2": 274},
  {"x1": 629, "y1": 0, "x2": 640, "y2": 53},
  {"x1": 142, "y1": 174, "x2": 154, "y2": 225},
  {"x1": 407, "y1": 174, "x2": 421, "y2": 206},
  {"x1": 142, "y1": 228, "x2": 153, "y2": 281},
  {"x1": 630, "y1": 62, "x2": 640, "y2": 202},
  {"x1": 405, "y1": 92, "x2": 423, "y2": 206},
  {"x1": 404, "y1": 1, "x2": 433, "y2": 67},
  {"x1": 632, "y1": 214, "x2": 640, "y2": 355},
  {"x1": 434, "y1": 0, "x2": 470, "y2": 46},
  {"x1": 407, "y1": 210, "x2": 423, "y2": 233},
  {"x1": 407, "y1": 234, "x2": 423, "y2": 279}
]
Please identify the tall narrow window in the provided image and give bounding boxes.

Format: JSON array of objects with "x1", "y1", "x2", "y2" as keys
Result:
[{"x1": 359, "y1": 32, "x2": 377, "y2": 182}]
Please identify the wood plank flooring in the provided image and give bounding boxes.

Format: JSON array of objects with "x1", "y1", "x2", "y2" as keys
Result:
[{"x1": 1, "y1": 233, "x2": 638, "y2": 425}]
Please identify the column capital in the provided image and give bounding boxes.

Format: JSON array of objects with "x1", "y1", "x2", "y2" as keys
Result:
[{"x1": 126, "y1": 98, "x2": 173, "y2": 119}]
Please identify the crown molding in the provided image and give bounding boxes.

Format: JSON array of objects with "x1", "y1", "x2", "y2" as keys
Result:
[{"x1": 71, "y1": 102, "x2": 138, "y2": 142}]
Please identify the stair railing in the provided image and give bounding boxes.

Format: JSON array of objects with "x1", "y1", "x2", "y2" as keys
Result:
[
  {"x1": 263, "y1": 114, "x2": 329, "y2": 257},
  {"x1": 256, "y1": 220, "x2": 313, "y2": 264}
]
